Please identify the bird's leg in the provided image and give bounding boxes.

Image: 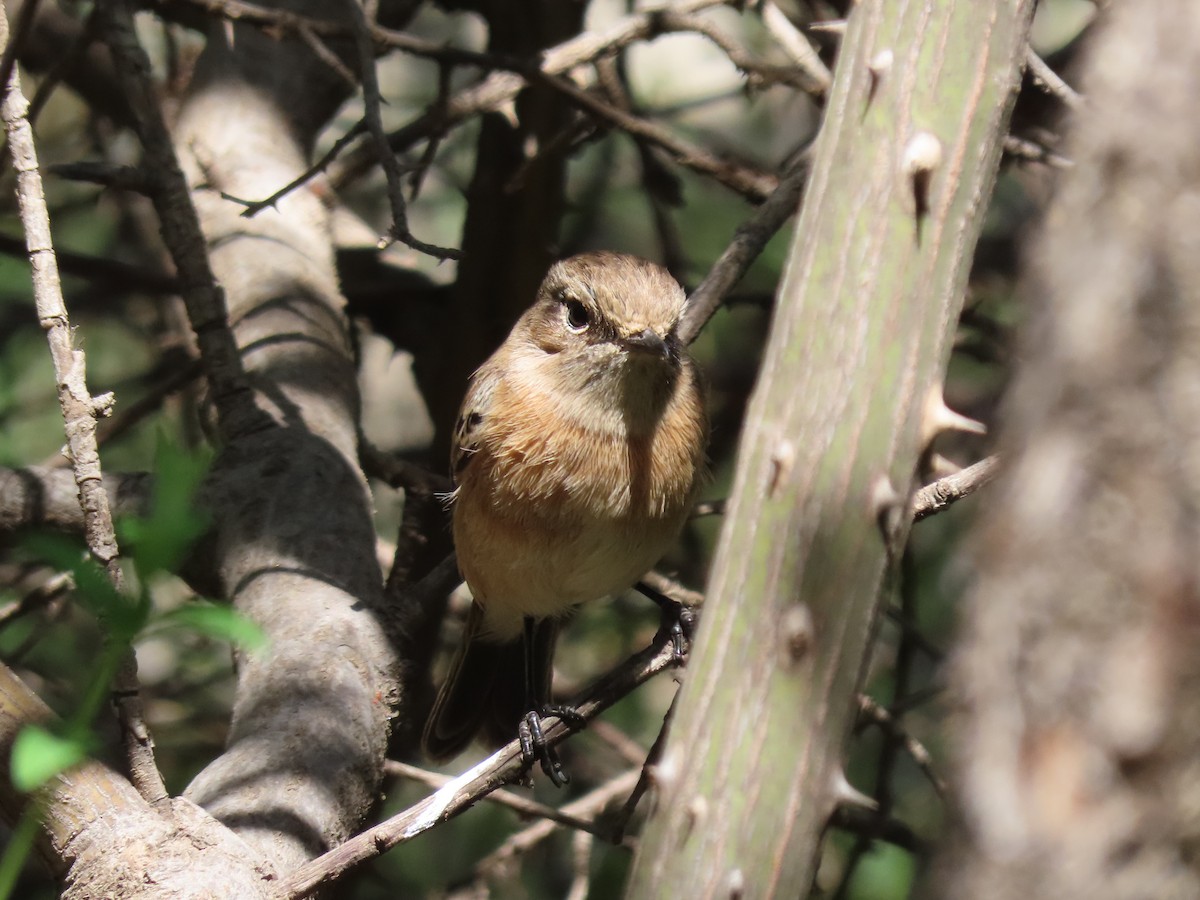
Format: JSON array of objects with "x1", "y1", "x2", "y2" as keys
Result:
[
  {"x1": 634, "y1": 581, "x2": 698, "y2": 664},
  {"x1": 519, "y1": 616, "x2": 584, "y2": 787}
]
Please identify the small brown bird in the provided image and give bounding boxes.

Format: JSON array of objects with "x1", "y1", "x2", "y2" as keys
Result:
[{"x1": 423, "y1": 252, "x2": 707, "y2": 783}]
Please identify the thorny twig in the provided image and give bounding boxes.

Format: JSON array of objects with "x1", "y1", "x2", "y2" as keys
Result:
[
  {"x1": 611, "y1": 693, "x2": 678, "y2": 843},
  {"x1": 834, "y1": 548, "x2": 923, "y2": 898}
]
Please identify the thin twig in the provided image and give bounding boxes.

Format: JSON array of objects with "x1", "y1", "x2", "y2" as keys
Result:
[
  {"x1": 1002, "y1": 133, "x2": 1073, "y2": 169},
  {"x1": 657, "y1": 9, "x2": 826, "y2": 94},
  {"x1": 47, "y1": 160, "x2": 156, "y2": 194},
  {"x1": 384, "y1": 760, "x2": 618, "y2": 840},
  {"x1": 537, "y1": 71, "x2": 778, "y2": 203},
  {"x1": 0, "y1": 231, "x2": 177, "y2": 294},
  {"x1": 611, "y1": 693, "x2": 678, "y2": 843},
  {"x1": 0, "y1": 0, "x2": 39, "y2": 115},
  {"x1": 596, "y1": 52, "x2": 688, "y2": 274},
  {"x1": 345, "y1": 0, "x2": 460, "y2": 260},
  {"x1": 586, "y1": 720, "x2": 648, "y2": 769},
  {"x1": 911, "y1": 455, "x2": 1000, "y2": 521},
  {"x1": 275, "y1": 637, "x2": 680, "y2": 899},
  {"x1": 179, "y1": 0, "x2": 520, "y2": 70},
  {"x1": 884, "y1": 607, "x2": 944, "y2": 662},
  {"x1": 359, "y1": 441, "x2": 452, "y2": 495},
  {"x1": 0, "y1": 572, "x2": 72, "y2": 630},
  {"x1": 828, "y1": 807, "x2": 927, "y2": 854},
  {"x1": 0, "y1": 25, "x2": 167, "y2": 804},
  {"x1": 566, "y1": 829, "x2": 593, "y2": 900},
  {"x1": 407, "y1": 60, "x2": 453, "y2": 201},
  {"x1": 856, "y1": 695, "x2": 946, "y2": 798},
  {"x1": 329, "y1": 0, "x2": 732, "y2": 189},
  {"x1": 678, "y1": 155, "x2": 810, "y2": 345},
  {"x1": 43, "y1": 356, "x2": 203, "y2": 468},
  {"x1": 835, "y1": 548, "x2": 921, "y2": 898},
  {"x1": 1024, "y1": 45, "x2": 1083, "y2": 109},
  {"x1": 230, "y1": 118, "x2": 367, "y2": 217},
  {"x1": 888, "y1": 685, "x2": 942, "y2": 717},
  {"x1": 808, "y1": 20, "x2": 847, "y2": 36},
  {"x1": 758, "y1": 0, "x2": 832, "y2": 94},
  {"x1": 296, "y1": 20, "x2": 357, "y2": 86},
  {"x1": 24, "y1": 2, "x2": 104, "y2": 131},
  {"x1": 471, "y1": 770, "x2": 639, "y2": 885}
]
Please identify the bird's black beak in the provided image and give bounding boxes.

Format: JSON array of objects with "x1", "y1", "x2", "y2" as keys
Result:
[{"x1": 623, "y1": 328, "x2": 670, "y2": 357}]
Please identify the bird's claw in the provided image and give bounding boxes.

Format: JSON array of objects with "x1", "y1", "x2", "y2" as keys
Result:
[
  {"x1": 660, "y1": 599, "x2": 698, "y2": 664},
  {"x1": 517, "y1": 704, "x2": 585, "y2": 787}
]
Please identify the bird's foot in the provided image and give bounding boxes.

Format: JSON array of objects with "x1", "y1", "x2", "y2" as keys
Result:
[
  {"x1": 517, "y1": 704, "x2": 586, "y2": 787},
  {"x1": 636, "y1": 582, "x2": 700, "y2": 665},
  {"x1": 661, "y1": 602, "x2": 699, "y2": 664}
]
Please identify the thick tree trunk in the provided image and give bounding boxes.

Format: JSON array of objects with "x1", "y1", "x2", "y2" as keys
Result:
[
  {"x1": 626, "y1": 1, "x2": 1033, "y2": 896},
  {"x1": 934, "y1": 2, "x2": 1200, "y2": 897},
  {"x1": 169, "y1": 6, "x2": 400, "y2": 871}
]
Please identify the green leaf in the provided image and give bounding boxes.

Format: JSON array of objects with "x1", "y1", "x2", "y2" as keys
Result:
[
  {"x1": 117, "y1": 435, "x2": 211, "y2": 579},
  {"x1": 154, "y1": 603, "x2": 267, "y2": 652},
  {"x1": 10, "y1": 726, "x2": 87, "y2": 792},
  {"x1": 21, "y1": 534, "x2": 145, "y2": 640}
]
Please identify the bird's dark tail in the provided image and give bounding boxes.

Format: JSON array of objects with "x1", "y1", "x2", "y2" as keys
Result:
[{"x1": 422, "y1": 604, "x2": 559, "y2": 760}]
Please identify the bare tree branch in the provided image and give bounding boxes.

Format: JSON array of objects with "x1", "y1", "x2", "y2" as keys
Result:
[
  {"x1": 0, "y1": 6, "x2": 165, "y2": 804},
  {"x1": 0, "y1": 466, "x2": 151, "y2": 532},
  {"x1": 1024, "y1": 45, "x2": 1082, "y2": 110},
  {"x1": 912, "y1": 455, "x2": 999, "y2": 521},
  {"x1": 385, "y1": 760, "x2": 627, "y2": 840},
  {"x1": 758, "y1": 0, "x2": 832, "y2": 94},
  {"x1": 345, "y1": 0, "x2": 460, "y2": 260},
  {"x1": 678, "y1": 157, "x2": 810, "y2": 345},
  {"x1": 329, "y1": 0, "x2": 733, "y2": 189},
  {"x1": 536, "y1": 70, "x2": 779, "y2": 202}
]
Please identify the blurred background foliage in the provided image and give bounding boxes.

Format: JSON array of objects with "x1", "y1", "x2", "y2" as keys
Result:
[{"x1": 0, "y1": 0, "x2": 1093, "y2": 896}]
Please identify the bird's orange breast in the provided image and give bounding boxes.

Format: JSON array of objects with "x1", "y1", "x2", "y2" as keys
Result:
[{"x1": 452, "y1": 373, "x2": 705, "y2": 640}]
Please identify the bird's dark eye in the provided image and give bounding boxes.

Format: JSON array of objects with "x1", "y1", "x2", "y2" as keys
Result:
[{"x1": 564, "y1": 299, "x2": 591, "y2": 332}]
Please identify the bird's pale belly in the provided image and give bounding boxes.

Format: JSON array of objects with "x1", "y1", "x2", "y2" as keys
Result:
[{"x1": 453, "y1": 492, "x2": 685, "y2": 641}]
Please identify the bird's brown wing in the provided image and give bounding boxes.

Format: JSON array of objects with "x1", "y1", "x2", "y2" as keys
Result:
[{"x1": 450, "y1": 365, "x2": 501, "y2": 485}]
